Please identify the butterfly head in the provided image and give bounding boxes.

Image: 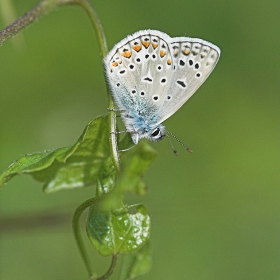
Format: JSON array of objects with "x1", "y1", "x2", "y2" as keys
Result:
[
  {"x1": 149, "y1": 126, "x2": 166, "y2": 142},
  {"x1": 131, "y1": 124, "x2": 165, "y2": 144}
]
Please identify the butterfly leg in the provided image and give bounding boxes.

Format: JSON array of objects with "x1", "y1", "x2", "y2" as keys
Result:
[
  {"x1": 110, "y1": 131, "x2": 135, "y2": 153},
  {"x1": 110, "y1": 131, "x2": 127, "y2": 134},
  {"x1": 118, "y1": 145, "x2": 135, "y2": 153},
  {"x1": 107, "y1": 108, "x2": 127, "y2": 112},
  {"x1": 107, "y1": 108, "x2": 127, "y2": 118}
]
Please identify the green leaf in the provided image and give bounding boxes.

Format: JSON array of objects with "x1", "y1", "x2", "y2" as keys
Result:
[
  {"x1": 86, "y1": 201, "x2": 150, "y2": 257},
  {"x1": 0, "y1": 116, "x2": 116, "y2": 193},
  {"x1": 86, "y1": 142, "x2": 156, "y2": 256},
  {"x1": 119, "y1": 242, "x2": 152, "y2": 280},
  {"x1": 118, "y1": 141, "x2": 157, "y2": 195},
  {"x1": 128, "y1": 241, "x2": 151, "y2": 279}
]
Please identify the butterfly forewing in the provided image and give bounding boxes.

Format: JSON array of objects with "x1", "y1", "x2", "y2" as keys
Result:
[{"x1": 105, "y1": 30, "x2": 175, "y2": 120}]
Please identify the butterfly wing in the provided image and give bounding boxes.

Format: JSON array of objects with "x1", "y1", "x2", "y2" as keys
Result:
[
  {"x1": 104, "y1": 30, "x2": 220, "y2": 139},
  {"x1": 154, "y1": 37, "x2": 220, "y2": 124},
  {"x1": 104, "y1": 30, "x2": 175, "y2": 123}
]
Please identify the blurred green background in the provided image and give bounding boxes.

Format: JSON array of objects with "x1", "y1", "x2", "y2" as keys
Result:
[{"x1": 0, "y1": 0, "x2": 279, "y2": 279}]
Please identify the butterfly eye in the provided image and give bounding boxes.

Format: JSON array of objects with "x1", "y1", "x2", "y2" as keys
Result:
[{"x1": 151, "y1": 128, "x2": 160, "y2": 137}]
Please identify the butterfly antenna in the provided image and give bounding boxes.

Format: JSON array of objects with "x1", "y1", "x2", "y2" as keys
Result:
[
  {"x1": 166, "y1": 130, "x2": 193, "y2": 154},
  {"x1": 166, "y1": 134, "x2": 178, "y2": 156}
]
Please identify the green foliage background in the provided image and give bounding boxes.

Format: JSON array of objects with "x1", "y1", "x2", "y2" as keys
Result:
[{"x1": 0, "y1": 0, "x2": 279, "y2": 279}]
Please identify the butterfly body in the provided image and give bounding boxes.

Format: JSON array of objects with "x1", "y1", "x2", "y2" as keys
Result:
[
  {"x1": 118, "y1": 109, "x2": 165, "y2": 144},
  {"x1": 104, "y1": 30, "x2": 220, "y2": 145}
]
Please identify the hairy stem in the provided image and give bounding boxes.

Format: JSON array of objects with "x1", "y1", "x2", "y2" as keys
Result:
[{"x1": 0, "y1": 0, "x2": 59, "y2": 45}]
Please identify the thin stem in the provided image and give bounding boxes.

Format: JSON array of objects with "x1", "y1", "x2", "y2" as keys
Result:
[
  {"x1": 72, "y1": 0, "x2": 107, "y2": 58},
  {"x1": 73, "y1": 0, "x2": 120, "y2": 172},
  {"x1": 68, "y1": 0, "x2": 120, "y2": 171},
  {"x1": 97, "y1": 254, "x2": 118, "y2": 280},
  {"x1": 73, "y1": 196, "x2": 119, "y2": 280},
  {"x1": 0, "y1": 0, "x2": 53, "y2": 45},
  {"x1": 73, "y1": 197, "x2": 97, "y2": 277},
  {"x1": 108, "y1": 97, "x2": 120, "y2": 172}
]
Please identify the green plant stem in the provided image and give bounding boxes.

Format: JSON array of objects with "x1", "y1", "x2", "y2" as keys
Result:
[
  {"x1": 73, "y1": 198, "x2": 97, "y2": 277},
  {"x1": 97, "y1": 254, "x2": 118, "y2": 280},
  {"x1": 108, "y1": 97, "x2": 120, "y2": 172},
  {"x1": 0, "y1": 0, "x2": 120, "y2": 172},
  {"x1": 69, "y1": 0, "x2": 120, "y2": 171},
  {"x1": 73, "y1": 198, "x2": 119, "y2": 279},
  {"x1": 0, "y1": 0, "x2": 54, "y2": 45}
]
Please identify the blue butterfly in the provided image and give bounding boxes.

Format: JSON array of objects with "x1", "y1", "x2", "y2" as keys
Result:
[{"x1": 105, "y1": 30, "x2": 220, "y2": 152}]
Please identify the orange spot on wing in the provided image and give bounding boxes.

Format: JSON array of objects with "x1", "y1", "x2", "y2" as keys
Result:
[
  {"x1": 112, "y1": 62, "x2": 118, "y2": 67},
  {"x1": 142, "y1": 41, "x2": 150, "y2": 48},
  {"x1": 132, "y1": 45, "x2": 142, "y2": 52},
  {"x1": 182, "y1": 49, "x2": 190, "y2": 55},
  {"x1": 122, "y1": 51, "x2": 132, "y2": 58},
  {"x1": 160, "y1": 50, "x2": 166, "y2": 58},
  {"x1": 167, "y1": 59, "x2": 172, "y2": 65},
  {"x1": 152, "y1": 43, "x2": 158, "y2": 49},
  {"x1": 118, "y1": 60, "x2": 122, "y2": 64}
]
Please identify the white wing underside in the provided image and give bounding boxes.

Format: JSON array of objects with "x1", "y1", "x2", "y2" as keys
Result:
[{"x1": 105, "y1": 30, "x2": 220, "y2": 127}]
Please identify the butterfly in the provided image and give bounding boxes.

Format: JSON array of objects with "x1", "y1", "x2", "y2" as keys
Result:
[{"x1": 104, "y1": 30, "x2": 220, "y2": 152}]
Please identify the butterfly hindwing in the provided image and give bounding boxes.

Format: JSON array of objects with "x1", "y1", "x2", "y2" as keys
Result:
[{"x1": 155, "y1": 37, "x2": 220, "y2": 124}]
